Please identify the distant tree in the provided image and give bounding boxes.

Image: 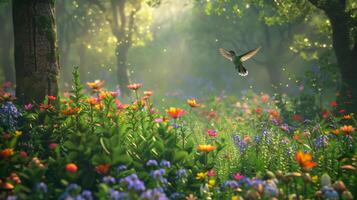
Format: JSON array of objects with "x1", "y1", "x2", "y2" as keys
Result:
[
  {"x1": 89, "y1": 0, "x2": 153, "y2": 96},
  {"x1": 12, "y1": 0, "x2": 60, "y2": 103}
]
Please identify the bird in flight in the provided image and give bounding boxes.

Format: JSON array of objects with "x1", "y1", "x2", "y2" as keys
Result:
[{"x1": 219, "y1": 47, "x2": 261, "y2": 76}]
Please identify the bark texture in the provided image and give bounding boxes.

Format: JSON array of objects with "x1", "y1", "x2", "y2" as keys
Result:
[{"x1": 12, "y1": 0, "x2": 60, "y2": 103}]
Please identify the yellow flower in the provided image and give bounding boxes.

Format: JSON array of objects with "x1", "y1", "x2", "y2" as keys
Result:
[
  {"x1": 312, "y1": 175, "x2": 318, "y2": 183},
  {"x1": 231, "y1": 196, "x2": 239, "y2": 200},
  {"x1": 197, "y1": 144, "x2": 216, "y2": 153},
  {"x1": 208, "y1": 179, "x2": 216, "y2": 188},
  {"x1": 15, "y1": 131, "x2": 22, "y2": 137},
  {"x1": 196, "y1": 172, "x2": 207, "y2": 180}
]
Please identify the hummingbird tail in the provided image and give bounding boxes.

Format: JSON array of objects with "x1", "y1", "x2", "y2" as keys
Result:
[{"x1": 238, "y1": 65, "x2": 248, "y2": 76}]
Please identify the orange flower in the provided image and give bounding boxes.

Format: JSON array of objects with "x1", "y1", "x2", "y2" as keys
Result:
[
  {"x1": 331, "y1": 129, "x2": 340, "y2": 135},
  {"x1": 60, "y1": 107, "x2": 80, "y2": 116},
  {"x1": 255, "y1": 107, "x2": 263, "y2": 114},
  {"x1": 1, "y1": 182, "x2": 14, "y2": 190},
  {"x1": 87, "y1": 80, "x2": 104, "y2": 90},
  {"x1": 65, "y1": 163, "x2": 78, "y2": 173},
  {"x1": 340, "y1": 125, "x2": 355, "y2": 134},
  {"x1": 295, "y1": 151, "x2": 317, "y2": 170},
  {"x1": 95, "y1": 164, "x2": 111, "y2": 174},
  {"x1": 86, "y1": 97, "x2": 99, "y2": 105},
  {"x1": 127, "y1": 83, "x2": 143, "y2": 90},
  {"x1": 166, "y1": 107, "x2": 185, "y2": 119},
  {"x1": 0, "y1": 148, "x2": 14, "y2": 158},
  {"x1": 342, "y1": 115, "x2": 352, "y2": 120},
  {"x1": 197, "y1": 145, "x2": 216, "y2": 152},
  {"x1": 187, "y1": 98, "x2": 200, "y2": 108}
]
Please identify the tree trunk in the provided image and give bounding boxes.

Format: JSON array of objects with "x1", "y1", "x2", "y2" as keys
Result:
[
  {"x1": 0, "y1": 2, "x2": 15, "y2": 83},
  {"x1": 12, "y1": 0, "x2": 60, "y2": 104},
  {"x1": 116, "y1": 43, "x2": 130, "y2": 96},
  {"x1": 327, "y1": 13, "x2": 357, "y2": 113}
]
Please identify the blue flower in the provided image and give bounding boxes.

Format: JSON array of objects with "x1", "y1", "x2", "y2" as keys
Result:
[
  {"x1": 160, "y1": 160, "x2": 171, "y2": 168},
  {"x1": 322, "y1": 186, "x2": 338, "y2": 199},
  {"x1": 232, "y1": 135, "x2": 248, "y2": 153},
  {"x1": 146, "y1": 160, "x2": 158, "y2": 167}
]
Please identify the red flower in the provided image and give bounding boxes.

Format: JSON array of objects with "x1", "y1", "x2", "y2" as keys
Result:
[
  {"x1": 206, "y1": 129, "x2": 218, "y2": 137},
  {"x1": 330, "y1": 101, "x2": 337, "y2": 107},
  {"x1": 255, "y1": 107, "x2": 263, "y2": 114},
  {"x1": 47, "y1": 95, "x2": 57, "y2": 101},
  {"x1": 65, "y1": 163, "x2": 78, "y2": 173},
  {"x1": 95, "y1": 164, "x2": 111, "y2": 174},
  {"x1": 292, "y1": 114, "x2": 302, "y2": 122},
  {"x1": 48, "y1": 143, "x2": 58, "y2": 150},
  {"x1": 19, "y1": 151, "x2": 28, "y2": 158}
]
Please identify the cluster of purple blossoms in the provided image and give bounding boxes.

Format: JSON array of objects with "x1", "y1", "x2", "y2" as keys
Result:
[
  {"x1": 140, "y1": 187, "x2": 169, "y2": 200},
  {"x1": 108, "y1": 189, "x2": 128, "y2": 200},
  {"x1": 58, "y1": 184, "x2": 93, "y2": 200},
  {"x1": 151, "y1": 169, "x2": 168, "y2": 186},
  {"x1": 119, "y1": 174, "x2": 146, "y2": 192},
  {"x1": 315, "y1": 135, "x2": 328, "y2": 149},
  {"x1": 102, "y1": 176, "x2": 116, "y2": 185},
  {"x1": 232, "y1": 135, "x2": 248, "y2": 153},
  {"x1": 36, "y1": 182, "x2": 48, "y2": 193},
  {"x1": 0, "y1": 101, "x2": 21, "y2": 130}
]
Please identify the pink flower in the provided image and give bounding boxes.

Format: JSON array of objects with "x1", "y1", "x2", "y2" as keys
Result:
[
  {"x1": 48, "y1": 143, "x2": 58, "y2": 150},
  {"x1": 207, "y1": 170, "x2": 216, "y2": 177},
  {"x1": 206, "y1": 129, "x2": 218, "y2": 137},
  {"x1": 154, "y1": 118, "x2": 163, "y2": 123},
  {"x1": 24, "y1": 103, "x2": 34, "y2": 110},
  {"x1": 115, "y1": 100, "x2": 126, "y2": 109},
  {"x1": 233, "y1": 173, "x2": 245, "y2": 181}
]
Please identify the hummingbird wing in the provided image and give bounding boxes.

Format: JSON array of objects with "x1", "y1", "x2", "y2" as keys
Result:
[
  {"x1": 235, "y1": 63, "x2": 248, "y2": 76},
  {"x1": 219, "y1": 48, "x2": 234, "y2": 61},
  {"x1": 239, "y1": 47, "x2": 261, "y2": 62}
]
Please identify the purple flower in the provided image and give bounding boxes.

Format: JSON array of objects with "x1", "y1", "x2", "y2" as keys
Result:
[
  {"x1": 140, "y1": 188, "x2": 169, "y2": 200},
  {"x1": 120, "y1": 174, "x2": 146, "y2": 192},
  {"x1": 108, "y1": 189, "x2": 128, "y2": 200},
  {"x1": 223, "y1": 180, "x2": 238, "y2": 188},
  {"x1": 160, "y1": 160, "x2": 171, "y2": 168},
  {"x1": 146, "y1": 160, "x2": 158, "y2": 166},
  {"x1": 151, "y1": 169, "x2": 165, "y2": 179},
  {"x1": 102, "y1": 176, "x2": 116, "y2": 184},
  {"x1": 81, "y1": 190, "x2": 93, "y2": 200},
  {"x1": 36, "y1": 182, "x2": 48, "y2": 193},
  {"x1": 232, "y1": 135, "x2": 248, "y2": 153},
  {"x1": 6, "y1": 196, "x2": 17, "y2": 200},
  {"x1": 176, "y1": 169, "x2": 187, "y2": 178}
]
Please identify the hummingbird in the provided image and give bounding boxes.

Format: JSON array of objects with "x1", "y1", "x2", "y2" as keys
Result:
[{"x1": 219, "y1": 47, "x2": 261, "y2": 76}]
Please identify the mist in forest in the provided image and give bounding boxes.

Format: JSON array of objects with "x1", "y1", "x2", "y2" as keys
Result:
[{"x1": 0, "y1": 0, "x2": 339, "y2": 102}]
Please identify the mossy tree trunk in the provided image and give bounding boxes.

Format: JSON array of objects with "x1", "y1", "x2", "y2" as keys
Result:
[
  {"x1": 308, "y1": 0, "x2": 357, "y2": 112},
  {"x1": 12, "y1": 0, "x2": 60, "y2": 104}
]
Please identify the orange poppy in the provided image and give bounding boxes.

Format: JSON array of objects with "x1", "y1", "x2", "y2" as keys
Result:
[
  {"x1": 166, "y1": 107, "x2": 185, "y2": 119},
  {"x1": 295, "y1": 151, "x2": 317, "y2": 170},
  {"x1": 0, "y1": 148, "x2": 14, "y2": 158},
  {"x1": 197, "y1": 145, "x2": 216, "y2": 153},
  {"x1": 340, "y1": 125, "x2": 355, "y2": 134},
  {"x1": 187, "y1": 98, "x2": 200, "y2": 108}
]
